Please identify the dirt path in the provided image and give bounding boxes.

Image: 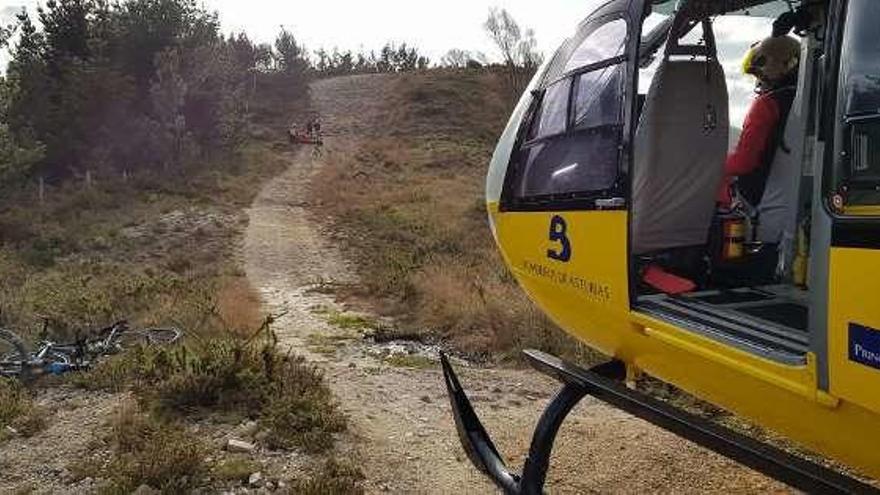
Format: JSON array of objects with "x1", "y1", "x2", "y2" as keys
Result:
[{"x1": 243, "y1": 74, "x2": 789, "y2": 494}]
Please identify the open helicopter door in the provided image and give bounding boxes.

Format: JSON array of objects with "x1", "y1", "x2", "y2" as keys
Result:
[{"x1": 483, "y1": 0, "x2": 643, "y2": 348}]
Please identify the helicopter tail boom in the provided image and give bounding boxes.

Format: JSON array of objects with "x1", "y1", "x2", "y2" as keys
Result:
[{"x1": 441, "y1": 350, "x2": 878, "y2": 494}]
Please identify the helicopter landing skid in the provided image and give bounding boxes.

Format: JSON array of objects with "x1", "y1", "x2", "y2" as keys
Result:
[{"x1": 440, "y1": 350, "x2": 878, "y2": 495}]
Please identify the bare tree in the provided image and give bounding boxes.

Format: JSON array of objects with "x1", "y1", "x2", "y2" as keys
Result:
[
  {"x1": 517, "y1": 28, "x2": 543, "y2": 72},
  {"x1": 484, "y1": 8, "x2": 520, "y2": 68},
  {"x1": 441, "y1": 48, "x2": 472, "y2": 68},
  {"x1": 484, "y1": 7, "x2": 542, "y2": 95}
]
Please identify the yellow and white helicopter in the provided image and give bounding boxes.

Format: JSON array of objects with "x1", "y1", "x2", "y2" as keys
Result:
[{"x1": 441, "y1": 0, "x2": 880, "y2": 492}]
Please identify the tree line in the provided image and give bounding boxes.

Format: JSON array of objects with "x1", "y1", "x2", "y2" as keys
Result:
[
  {"x1": 0, "y1": 0, "x2": 436, "y2": 186},
  {"x1": 0, "y1": 0, "x2": 306, "y2": 185},
  {"x1": 0, "y1": 1, "x2": 540, "y2": 186}
]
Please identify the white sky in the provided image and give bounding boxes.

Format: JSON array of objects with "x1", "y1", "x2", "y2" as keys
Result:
[
  {"x1": 203, "y1": 0, "x2": 605, "y2": 60},
  {"x1": 1, "y1": 0, "x2": 776, "y2": 124}
]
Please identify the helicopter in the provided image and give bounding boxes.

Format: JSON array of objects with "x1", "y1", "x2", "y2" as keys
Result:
[{"x1": 441, "y1": 0, "x2": 880, "y2": 492}]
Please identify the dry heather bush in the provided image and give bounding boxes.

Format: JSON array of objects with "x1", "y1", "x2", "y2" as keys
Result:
[
  {"x1": 76, "y1": 336, "x2": 345, "y2": 453},
  {"x1": 0, "y1": 378, "x2": 49, "y2": 438},
  {"x1": 312, "y1": 71, "x2": 591, "y2": 361},
  {"x1": 290, "y1": 458, "x2": 365, "y2": 495},
  {"x1": 215, "y1": 276, "x2": 264, "y2": 335},
  {"x1": 70, "y1": 400, "x2": 206, "y2": 493}
]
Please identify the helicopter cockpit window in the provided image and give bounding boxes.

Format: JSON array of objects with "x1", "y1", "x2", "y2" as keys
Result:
[
  {"x1": 564, "y1": 19, "x2": 627, "y2": 72},
  {"x1": 503, "y1": 17, "x2": 628, "y2": 209}
]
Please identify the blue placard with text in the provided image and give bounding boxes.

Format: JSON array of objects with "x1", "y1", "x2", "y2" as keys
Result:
[{"x1": 849, "y1": 323, "x2": 880, "y2": 371}]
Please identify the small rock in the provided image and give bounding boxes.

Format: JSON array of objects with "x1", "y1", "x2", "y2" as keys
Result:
[
  {"x1": 419, "y1": 395, "x2": 432, "y2": 404},
  {"x1": 249, "y1": 471, "x2": 263, "y2": 487},
  {"x1": 236, "y1": 420, "x2": 259, "y2": 438},
  {"x1": 254, "y1": 430, "x2": 269, "y2": 443},
  {"x1": 264, "y1": 481, "x2": 275, "y2": 490},
  {"x1": 131, "y1": 484, "x2": 159, "y2": 495},
  {"x1": 277, "y1": 481, "x2": 287, "y2": 489},
  {"x1": 227, "y1": 438, "x2": 256, "y2": 453},
  {"x1": 348, "y1": 362, "x2": 356, "y2": 368},
  {"x1": 4, "y1": 425, "x2": 18, "y2": 436}
]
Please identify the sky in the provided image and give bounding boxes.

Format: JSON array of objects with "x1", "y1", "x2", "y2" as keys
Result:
[
  {"x1": 203, "y1": 0, "x2": 604, "y2": 60},
  {"x1": 0, "y1": 0, "x2": 777, "y2": 124}
]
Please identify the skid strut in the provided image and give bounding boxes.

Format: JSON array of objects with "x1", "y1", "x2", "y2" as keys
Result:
[{"x1": 440, "y1": 350, "x2": 879, "y2": 495}]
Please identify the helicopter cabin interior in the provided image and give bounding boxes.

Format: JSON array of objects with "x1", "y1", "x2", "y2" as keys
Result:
[{"x1": 629, "y1": 0, "x2": 836, "y2": 365}]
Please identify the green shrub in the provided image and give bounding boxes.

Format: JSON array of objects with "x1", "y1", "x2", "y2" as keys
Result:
[{"x1": 76, "y1": 337, "x2": 346, "y2": 453}]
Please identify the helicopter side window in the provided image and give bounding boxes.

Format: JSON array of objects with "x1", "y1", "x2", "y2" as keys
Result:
[
  {"x1": 502, "y1": 16, "x2": 628, "y2": 210},
  {"x1": 528, "y1": 79, "x2": 572, "y2": 140},
  {"x1": 574, "y1": 64, "x2": 624, "y2": 130}
]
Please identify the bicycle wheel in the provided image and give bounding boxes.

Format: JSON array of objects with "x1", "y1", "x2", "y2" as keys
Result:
[
  {"x1": 0, "y1": 328, "x2": 31, "y2": 381},
  {"x1": 140, "y1": 327, "x2": 182, "y2": 345}
]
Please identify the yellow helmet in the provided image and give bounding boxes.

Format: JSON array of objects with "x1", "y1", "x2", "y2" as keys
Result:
[{"x1": 741, "y1": 36, "x2": 801, "y2": 84}]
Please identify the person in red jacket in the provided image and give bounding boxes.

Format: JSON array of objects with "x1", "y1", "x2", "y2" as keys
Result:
[{"x1": 719, "y1": 36, "x2": 801, "y2": 209}]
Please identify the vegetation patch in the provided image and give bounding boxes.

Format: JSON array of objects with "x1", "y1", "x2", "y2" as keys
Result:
[
  {"x1": 325, "y1": 311, "x2": 377, "y2": 331},
  {"x1": 0, "y1": 378, "x2": 48, "y2": 440},
  {"x1": 383, "y1": 353, "x2": 434, "y2": 369},
  {"x1": 74, "y1": 329, "x2": 346, "y2": 453},
  {"x1": 213, "y1": 457, "x2": 261, "y2": 483},
  {"x1": 290, "y1": 458, "x2": 365, "y2": 495},
  {"x1": 69, "y1": 400, "x2": 206, "y2": 494}
]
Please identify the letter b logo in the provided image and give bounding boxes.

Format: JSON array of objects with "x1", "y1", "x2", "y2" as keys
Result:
[{"x1": 547, "y1": 215, "x2": 571, "y2": 262}]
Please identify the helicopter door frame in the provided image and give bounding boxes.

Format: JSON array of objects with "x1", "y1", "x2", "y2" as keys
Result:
[{"x1": 816, "y1": 0, "x2": 880, "y2": 414}]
